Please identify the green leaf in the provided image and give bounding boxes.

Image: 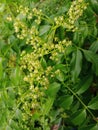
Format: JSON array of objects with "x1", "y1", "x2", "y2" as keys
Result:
[
  {"x1": 46, "y1": 82, "x2": 60, "y2": 97},
  {"x1": 2, "y1": 44, "x2": 12, "y2": 56},
  {"x1": 58, "y1": 95, "x2": 73, "y2": 109},
  {"x1": 9, "y1": 119, "x2": 19, "y2": 130},
  {"x1": 79, "y1": 124, "x2": 98, "y2": 130},
  {"x1": 79, "y1": 23, "x2": 88, "y2": 46},
  {"x1": 65, "y1": 46, "x2": 75, "y2": 56},
  {"x1": 16, "y1": 13, "x2": 26, "y2": 20},
  {"x1": 9, "y1": 35, "x2": 19, "y2": 53},
  {"x1": 6, "y1": 125, "x2": 12, "y2": 130},
  {"x1": 71, "y1": 109, "x2": 86, "y2": 126},
  {"x1": 88, "y1": 96, "x2": 98, "y2": 110},
  {"x1": 54, "y1": 64, "x2": 66, "y2": 72},
  {"x1": 0, "y1": 3, "x2": 5, "y2": 12},
  {"x1": 83, "y1": 50, "x2": 98, "y2": 75},
  {"x1": 83, "y1": 50, "x2": 95, "y2": 62},
  {"x1": 90, "y1": 0, "x2": 98, "y2": 14},
  {"x1": 0, "y1": 57, "x2": 3, "y2": 80},
  {"x1": 31, "y1": 112, "x2": 40, "y2": 121},
  {"x1": 93, "y1": 25, "x2": 97, "y2": 37},
  {"x1": 56, "y1": 71, "x2": 65, "y2": 82},
  {"x1": 71, "y1": 49, "x2": 82, "y2": 82},
  {"x1": 77, "y1": 75, "x2": 93, "y2": 95},
  {"x1": 73, "y1": 31, "x2": 79, "y2": 44},
  {"x1": 90, "y1": 40, "x2": 98, "y2": 53},
  {"x1": 0, "y1": 40, "x2": 6, "y2": 50},
  {"x1": 15, "y1": 109, "x2": 22, "y2": 120},
  {"x1": 58, "y1": 5, "x2": 70, "y2": 14},
  {"x1": 10, "y1": 67, "x2": 22, "y2": 85},
  {"x1": 40, "y1": 57, "x2": 47, "y2": 69},
  {"x1": 7, "y1": 88, "x2": 15, "y2": 100},
  {"x1": 57, "y1": 26, "x2": 65, "y2": 40},
  {"x1": 42, "y1": 97, "x2": 54, "y2": 115},
  {"x1": 39, "y1": 25, "x2": 51, "y2": 36}
]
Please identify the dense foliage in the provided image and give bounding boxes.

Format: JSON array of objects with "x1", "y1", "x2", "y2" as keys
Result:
[{"x1": 0, "y1": 0, "x2": 98, "y2": 130}]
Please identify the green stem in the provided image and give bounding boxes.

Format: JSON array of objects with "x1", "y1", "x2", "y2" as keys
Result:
[
  {"x1": 5, "y1": 0, "x2": 15, "y2": 18},
  {"x1": 42, "y1": 14, "x2": 54, "y2": 24},
  {"x1": 62, "y1": 82, "x2": 97, "y2": 122}
]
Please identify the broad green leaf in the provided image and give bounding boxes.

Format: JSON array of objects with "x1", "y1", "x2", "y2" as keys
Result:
[
  {"x1": 39, "y1": 25, "x2": 51, "y2": 36},
  {"x1": 16, "y1": 13, "x2": 26, "y2": 20},
  {"x1": 7, "y1": 88, "x2": 15, "y2": 99},
  {"x1": 9, "y1": 119, "x2": 19, "y2": 130},
  {"x1": 58, "y1": 95, "x2": 73, "y2": 109},
  {"x1": 46, "y1": 82, "x2": 60, "y2": 97},
  {"x1": 87, "y1": 51, "x2": 98, "y2": 75},
  {"x1": 7, "y1": 93, "x2": 15, "y2": 107},
  {"x1": 71, "y1": 109, "x2": 86, "y2": 126},
  {"x1": 77, "y1": 75, "x2": 93, "y2": 95},
  {"x1": 31, "y1": 112, "x2": 40, "y2": 120},
  {"x1": 0, "y1": 40, "x2": 5, "y2": 50},
  {"x1": 2, "y1": 44, "x2": 12, "y2": 56},
  {"x1": 10, "y1": 67, "x2": 22, "y2": 85},
  {"x1": 83, "y1": 24, "x2": 88, "y2": 38},
  {"x1": 42, "y1": 97, "x2": 54, "y2": 115},
  {"x1": 85, "y1": 6, "x2": 94, "y2": 18},
  {"x1": 58, "y1": 5, "x2": 69, "y2": 14},
  {"x1": 83, "y1": 50, "x2": 96, "y2": 62},
  {"x1": 0, "y1": 3, "x2": 5, "y2": 12},
  {"x1": 83, "y1": 50, "x2": 98, "y2": 75},
  {"x1": 79, "y1": 124, "x2": 98, "y2": 130},
  {"x1": 73, "y1": 31, "x2": 79, "y2": 44},
  {"x1": 15, "y1": 109, "x2": 22, "y2": 120},
  {"x1": 88, "y1": 96, "x2": 98, "y2": 110},
  {"x1": 65, "y1": 46, "x2": 75, "y2": 56},
  {"x1": 40, "y1": 57, "x2": 47, "y2": 69},
  {"x1": 57, "y1": 26, "x2": 65, "y2": 40},
  {"x1": 9, "y1": 36, "x2": 19, "y2": 53},
  {"x1": 90, "y1": 40, "x2": 98, "y2": 53},
  {"x1": 71, "y1": 101, "x2": 80, "y2": 113},
  {"x1": 90, "y1": 0, "x2": 98, "y2": 14},
  {"x1": 71, "y1": 49, "x2": 82, "y2": 82},
  {"x1": 6, "y1": 125, "x2": 12, "y2": 130},
  {"x1": 56, "y1": 71, "x2": 65, "y2": 82},
  {"x1": 0, "y1": 57, "x2": 3, "y2": 80},
  {"x1": 79, "y1": 22, "x2": 88, "y2": 46},
  {"x1": 54, "y1": 64, "x2": 66, "y2": 72},
  {"x1": 93, "y1": 25, "x2": 97, "y2": 37}
]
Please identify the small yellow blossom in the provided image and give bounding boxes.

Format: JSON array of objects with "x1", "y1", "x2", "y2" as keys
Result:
[{"x1": 6, "y1": 16, "x2": 12, "y2": 21}]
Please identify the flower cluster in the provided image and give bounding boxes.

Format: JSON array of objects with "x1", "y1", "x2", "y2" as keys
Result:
[
  {"x1": 50, "y1": 39, "x2": 72, "y2": 61},
  {"x1": 13, "y1": 6, "x2": 43, "y2": 39},
  {"x1": 21, "y1": 51, "x2": 49, "y2": 86},
  {"x1": 13, "y1": 5, "x2": 73, "y2": 112},
  {"x1": 54, "y1": 0, "x2": 87, "y2": 31},
  {"x1": 22, "y1": 85, "x2": 44, "y2": 110},
  {"x1": 68, "y1": 0, "x2": 87, "y2": 21},
  {"x1": 54, "y1": 16, "x2": 64, "y2": 26},
  {"x1": 14, "y1": 19, "x2": 28, "y2": 39},
  {"x1": 7, "y1": 54, "x2": 16, "y2": 68},
  {"x1": 16, "y1": 5, "x2": 42, "y2": 22},
  {"x1": 6, "y1": 16, "x2": 12, "y2": 22},
  {"x1": 20, "y1": 37, "x2": 72, "y2": 111},
  {"x1": 17, "y1": 5, "x2": 29, "y2": 16},
  {"x1": 12, "y1": 0, "x2": 86, "y2": 115}
]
